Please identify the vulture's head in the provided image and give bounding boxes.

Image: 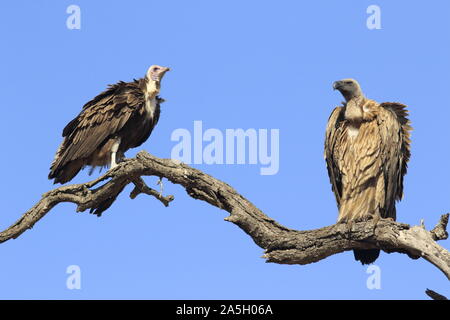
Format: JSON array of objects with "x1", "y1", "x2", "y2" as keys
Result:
[
  {"x1": 146, "y1": 65, "x2": 170, "y2": 82},
  {"x1": 333, "y1": 78, "x2": 363, "y2": 101}
]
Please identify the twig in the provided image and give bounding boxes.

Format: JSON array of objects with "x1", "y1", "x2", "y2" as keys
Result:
[
  {"x1": 425, "y1": 289, "x2": 448, "y2": 300},
  {"x1": 130, "y1": 177, "x2": 174, "y2": 206}
]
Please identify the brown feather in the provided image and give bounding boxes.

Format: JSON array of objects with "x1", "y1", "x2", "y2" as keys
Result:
[{"x1": 325, "y1": 99, "x2": 411, "y2": 222}]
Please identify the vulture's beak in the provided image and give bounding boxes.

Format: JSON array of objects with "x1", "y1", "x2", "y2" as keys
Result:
[{"x1": 333, "y1": 81, "x2": 342, "y2": 90}]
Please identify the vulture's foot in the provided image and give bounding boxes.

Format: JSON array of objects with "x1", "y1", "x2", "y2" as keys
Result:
[{"x1": 157, "y1": 177, "x2": 164, "y2": 197}]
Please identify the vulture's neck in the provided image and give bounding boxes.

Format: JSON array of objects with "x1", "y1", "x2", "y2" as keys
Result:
[
  {"x1": 344, "y1": 95, "x2": 367, "y2": 124},
  {"x1": 143, "y1": 79, "x2": 161, "y2": 119},
  {"x1": 145, "y1": 79, "x2": 160, "y2": 99}
]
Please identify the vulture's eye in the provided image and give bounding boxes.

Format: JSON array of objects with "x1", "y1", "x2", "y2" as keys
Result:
[{"x1": 153, "y1": 67, "x2": 160, "y2": 72}]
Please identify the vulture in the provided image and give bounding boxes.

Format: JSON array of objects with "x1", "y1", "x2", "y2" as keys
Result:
[
  {"x1": 325, "y1": 79, "x2": 411, "y2": 264},
  {"x1": 49, "y1": 65, "x2": 170, "y2": 184}
]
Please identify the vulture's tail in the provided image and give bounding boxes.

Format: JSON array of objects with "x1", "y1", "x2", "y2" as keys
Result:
[
  {"x1": 48, "y1": 159, "x2": 84, "y2": 184},
  {"x1": 353, "y1": 249, "x2": 380, "y2": 265}
]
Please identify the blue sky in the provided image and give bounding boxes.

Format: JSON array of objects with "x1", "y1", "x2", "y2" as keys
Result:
[{"x1": 0, "y1": 0, "x2": 449, "y2": 299}]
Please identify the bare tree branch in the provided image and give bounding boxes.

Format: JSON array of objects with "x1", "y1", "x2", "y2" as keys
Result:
[
  {"x1": 130, "y1": 177, "x2": 174, "y2": 206},
  {"x1": 1, "y1": 151, "x2": 449, "y2": 283},
  {"x1": 425, "y1": 289, "x2": 448, "y2": 300},
  {"x1": 431, "y1": 214, "x2": 449, "y2": 241}
]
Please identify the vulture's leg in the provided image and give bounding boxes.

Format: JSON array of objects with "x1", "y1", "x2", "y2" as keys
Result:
[
  {"x1": 370, "y1": 213, "x2": 381, "y2": 233},
  {"x1": 339, "y1": 219, "x2": 354, "y2": 240},
  {"x1": 346, "y1": 219, "x2": 355, "y2": 232},
  {"x1": 157, "y1": 177, "x2": 164, "y2": 196},
  {"x1": 110, "y1": 138, "x2": 121, "y2": 169}
]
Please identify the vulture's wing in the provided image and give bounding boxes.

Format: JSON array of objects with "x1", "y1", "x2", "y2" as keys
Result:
[
  {"x1": 50, "y1": 80, "x2": 145, "y2": 174},
  {"x1": 324, "y1": 106, "x2": 345, "y2": 207},
  {"x1": 378, "y1": 102, "x2": 412, "y2": 219}
]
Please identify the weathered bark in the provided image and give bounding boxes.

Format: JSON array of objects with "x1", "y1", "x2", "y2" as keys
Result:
[{"x1": 1, "y1": 151, "x2": 448, "y2": 289}]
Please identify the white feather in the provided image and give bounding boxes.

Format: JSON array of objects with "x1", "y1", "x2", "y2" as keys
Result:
[
  {"x1": 145, "y1": 80, "x2": 158, "y2": 119},
  {"x1": 347, "y1": 126, "x2": 359, "y2": 138},
  {"x1": 145, "y1": 96, "x2": 157, "y2": 119}
]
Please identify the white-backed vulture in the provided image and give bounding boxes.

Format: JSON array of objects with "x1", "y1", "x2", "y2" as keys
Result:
[{"x1": 325, "y1": 79, "x2": 411, "y2": 264}]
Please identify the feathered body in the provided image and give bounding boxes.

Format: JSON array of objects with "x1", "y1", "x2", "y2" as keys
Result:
[
  {"x1": 49, "y1": 65, "x2": 169, "y2": 184},
  {"x1": 325, "y1": 79, "x2": 411, "y2": 264}
]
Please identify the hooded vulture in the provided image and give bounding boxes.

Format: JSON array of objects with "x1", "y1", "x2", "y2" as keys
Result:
[
  {"x1": 325, "y1": 79, "x2": 411, "y2": 264},
  {"x1": 49, "y1": 65, "x2": 170, "y2": 184}
]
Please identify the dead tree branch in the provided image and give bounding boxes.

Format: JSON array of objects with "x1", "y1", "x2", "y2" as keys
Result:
[
  {"x1": 1, "y1": 151, "x2": 449, "y2": 284},
  {"x1": 425, "y1": 289, "x2": 448, "y2": 300}
]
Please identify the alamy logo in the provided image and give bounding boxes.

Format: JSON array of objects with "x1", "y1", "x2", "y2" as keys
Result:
[
  {"x1": 366, "y1": 265, "x2": 381, "y2": 290},
  {"x1": 66, "y1": 5, "x2": 81, "y2": 30},
  {"x1": 171, "y1": 121, "x2": 280, "y2": 175},
  {"x1": 366, "y1": 5, "x2": 382, "y2": 30},
  {"x1": 66, "y1": 265, "x2": 81, "y2": 290}
]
